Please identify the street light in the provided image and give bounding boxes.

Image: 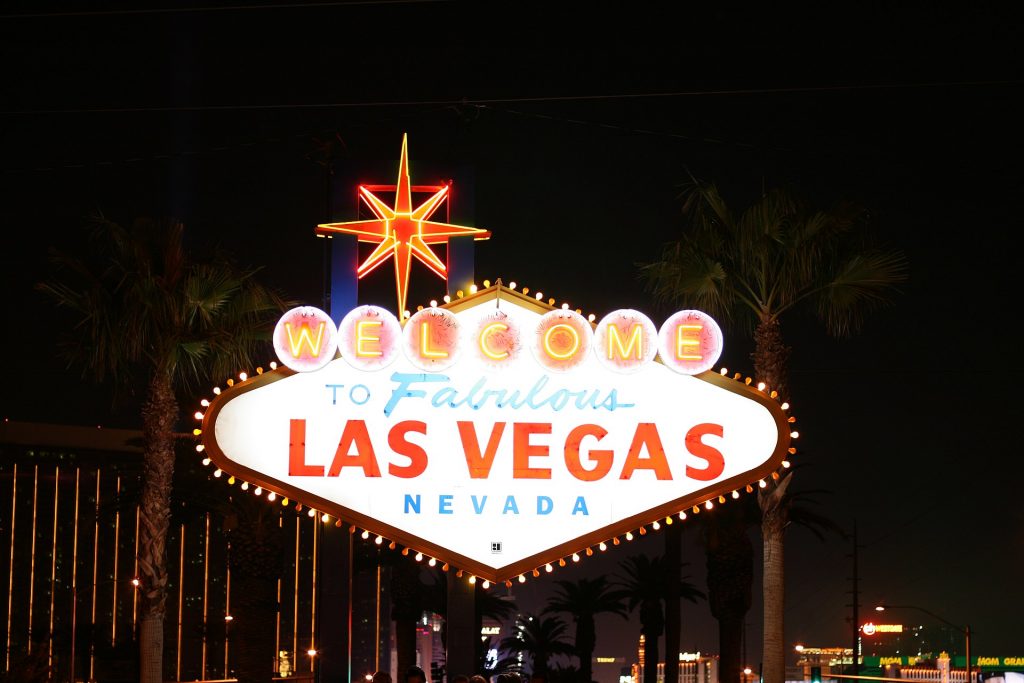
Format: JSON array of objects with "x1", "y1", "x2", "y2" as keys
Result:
[{"x1": 874, "y1": 605, "x2": 972, "y2": 683}]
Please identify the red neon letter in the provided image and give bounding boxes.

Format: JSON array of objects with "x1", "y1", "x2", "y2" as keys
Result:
[
  {"x1": 513, "y1": 423, "x2": 552, "y2": 479},
  {"x1": 564, "y1": 424, "x2": 613, "y2": 482},
  {"x1": 620, "y1": 423, "x2": 671, "y2": 480},
  {"x1": 327, "y1": 420, "x2": 381, "y2": 477},
  {"x1": 685, "y1": 423, "x2": 725, "y2": 481},
  {"x1": 288, "y1": 419, "x2": 323, "y2": 476},
  {"x1": 388, "y1": 420, "x2": 428, "y2": 478},
  {"x1": 458, "y1": 422, "x2": 505, "y2": 479}
]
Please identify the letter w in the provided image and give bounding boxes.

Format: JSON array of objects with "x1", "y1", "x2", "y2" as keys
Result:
[
  {"x1": 285, "y1": 321, "x2": 326, "y2": 357},
  {"x1": 458, "y1": 422, "x2": 505, "y2": 479}
]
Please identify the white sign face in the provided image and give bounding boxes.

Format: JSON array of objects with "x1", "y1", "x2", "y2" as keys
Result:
[{"x1": 204, "y1": 287, "x2": 789, "y2": 582}]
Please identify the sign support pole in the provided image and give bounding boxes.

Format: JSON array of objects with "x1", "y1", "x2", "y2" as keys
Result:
[{"x1": 445, "y1": 573, "x2": 475, "y2": 682}]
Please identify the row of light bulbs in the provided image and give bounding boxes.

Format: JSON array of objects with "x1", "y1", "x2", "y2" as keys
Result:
[{"x1": 192, "y1": 284, "x2": 798, "y2": 586}]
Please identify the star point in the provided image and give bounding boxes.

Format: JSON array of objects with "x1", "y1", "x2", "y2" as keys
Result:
[{"x1": 317, "y1": 134, "x2": 490, "y2": 315}]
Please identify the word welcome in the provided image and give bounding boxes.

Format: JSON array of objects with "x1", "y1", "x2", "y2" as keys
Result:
[{"x1": 272, "y1": 303, "x2": 723, "y2": 376}]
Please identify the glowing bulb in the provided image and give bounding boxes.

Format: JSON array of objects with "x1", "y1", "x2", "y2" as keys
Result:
[
  {"x1": 213, "y1": 387, "x2": 221, "y2": 395},
  {"x1": 732, "y1": 490, "x2": 740, "y2": 499},
  {"x1": 535, "y1": 291, "x2": 543, "y2": 300},
  {"x1": 200, "y1": 399, "x2": 210, "y2": 407},
  {"x1": 759, "y1": 479, "x2": 767, "y2": 488},
  {"x1": 781, "y1": 402, "x2": 789, "y2": 410},
  {"x1": 561, "y1": 303, "x2": 569, "y2": 310},
  {"x1": 545, "y1": 564, "x2": 553, "y2": 573},
  {"x1": 588, "y1": 313, "x2": 596, "y2": 322},
  {"x1": 428, "y1": 558, "x2": 436, "y2": 567},
  {"x1": 483, "y1": 280, "x2": 490, "y2": 288},
  {"x1": 267, "y1": 492, "x2": 276, "y2": 501},
  {"x1": 757, "y1": 381, "x2": 765, "y2": 391},
  {"x1": 239, "y1": 372, "x2": 248, "y2": 381},
  {"x1": 518, "y1": 575, "x2": 526, "y2": 583},
  {"x1": 470, "y1": 284, "x2": 478, "y2": 294},
  {"x1": 131, "y1": 578, "x2": 140, "y2": 587},
  {"x1": 213, "y1": 469, "x2": 222, "y2": 478},
  {"x1": 720, "y1": 367, "x2": 728, "y2": 375},
  {"x1": 782, "y1": 460, "x2": 791, "y2": 468},
  {"x1": 791, "y1": 431, "x2": 800, "y2": 439},
  {"x1": 241, "y1": 482, "x2": 248, "y2": 491},
  {"x1": 430, "y1": 300, "x2": 437, "y2": 307},
  {"x1": 625, "y1": 532, "x2": 633, "y2": 541},
  {"x1": 652, "y1": 521, "x2": 660, "y2": 530},
  {"x1": 468, "y1": 575, "x2": 476, "y2": 584},
  {"x1": 281, "y1": 497, "x2": 289, "y2": 506},
  {"x1": 678, "y1": 511, "x2": 687, "y2": 520},
  {"x1": 194, "y1": 412, "x2": 204, "y2": 420},
  {"x1": 415, "y1": 552, "x2": 423, "y2": 562},
  {"x1": 202, "y1": 458, "x2": 211, "y2": 466},
  {"x1": 269, "y1": 361, "x2": 277, "y2": 370},
  {"x1": 322, "y1": 513, "x2": 329, "y2": 522},
  {"x1": 705, "y1": 500, "x2": 713, "y2": 509},
  {"x1": 482, "y1": 580, "x2": 490, "y2": 589},
  {"x1": 599, "y1": 542, "x2": 607, "y2": 551},
  {"x1": 227, "y1": 476, "x2": 235, "y2": 485},
  {"x1": 361, "y1": 530, "x2": 370, "y2": 540},
  {"x1": 509, "y1": 281, "x2": 517, "y2": 289},
  {"x1": 254, "y1": 487, "x2": 262, "y2": 496},
  {"x1": 572, "y1": 553, "x2": 580, "y2": 562},
  {"x1": 559, "y1": 559, "x2": 566, "y2": 567},
  {"x1": 443, "y1": 295, "x2": 451, "y2": 303},
  {"x1": 193, "y1": 428, "x2": 202, "y2": 436},
  {"x1": 307, "y1": 508, "x2": 315, "y2": 517},
  {"x1": 375, "y1": 535, "x2": 383, "y2": 545}
]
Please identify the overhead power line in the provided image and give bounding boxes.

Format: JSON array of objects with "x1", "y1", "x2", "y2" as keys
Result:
[
  {"x1": 0, "y1": 0, "x2": 449, "y2": 20},
  {"x1": 3, "y1": 79, "x2": 1022, "y2": 116}
]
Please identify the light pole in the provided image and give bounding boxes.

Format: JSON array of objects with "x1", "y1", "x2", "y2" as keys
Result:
[{"x1": 874, "y1": 605, "x2": 972, "y2": 683}]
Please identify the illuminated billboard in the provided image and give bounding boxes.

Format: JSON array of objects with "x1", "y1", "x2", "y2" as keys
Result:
[{"x1": 200, "y1": 285, "x2": 791, "y2": 582}]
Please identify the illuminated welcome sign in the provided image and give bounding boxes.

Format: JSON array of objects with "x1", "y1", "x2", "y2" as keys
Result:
[{"x1": 202, "y1": 284, "x2": 791, "y2": 582}]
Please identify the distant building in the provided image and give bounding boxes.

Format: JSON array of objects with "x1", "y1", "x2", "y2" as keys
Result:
[
  {"x1": 632, "y1": 635, "x2": 719, "y2": 683},
  {"x1": 0, "y1": 420, "x2": 323, "y2": 681}
]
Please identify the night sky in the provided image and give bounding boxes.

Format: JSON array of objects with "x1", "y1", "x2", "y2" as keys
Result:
[{"x1": 3, "y1": 1, "x2": 1023, "y2": 676}]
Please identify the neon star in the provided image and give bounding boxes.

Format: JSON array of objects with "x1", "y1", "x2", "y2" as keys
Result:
[{"x1": 316, "y1": 134, "x2": 490, "y2": 317}]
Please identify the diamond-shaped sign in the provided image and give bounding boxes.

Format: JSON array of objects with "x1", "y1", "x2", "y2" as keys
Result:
[{"x1": 202, "y1": 286, "x2": 789, "y2": 582}]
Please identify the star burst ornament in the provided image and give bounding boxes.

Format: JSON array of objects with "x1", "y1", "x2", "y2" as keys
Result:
[{"x1": 316, "y1": 134, "x2": 491, "y2": 317}]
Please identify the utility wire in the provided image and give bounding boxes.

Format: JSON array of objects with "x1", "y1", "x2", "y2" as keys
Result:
[
  {"x1": 3, "y1": 79, "x2": 1022, "y2": 115},
  {"x1": 0, "y1": 0, "x2": 450, "y2": 20}
]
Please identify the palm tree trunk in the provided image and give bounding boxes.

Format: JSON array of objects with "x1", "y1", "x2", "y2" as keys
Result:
[
  {"x1": 643, "y1": 631, "x2": 659, "y2": 683},
  {"x1": 752, "y1": 317, "x2": 791, "y2": 683},
  {"x1": 664, "y1": 523, "x2": 682, "y2": 683},
  {"x1": 138, "y1": 373, "x2": 178, "y2": 683},
  {"x1": 718, "y1": 613, "x2": 743, "y2": 683},
  {"x1": 576, "y1": 615, "x2": 596, "y2": 683},
  {"x1": 761, "y1": 510, "x2": 786, "y2": 683},
  {"x1": 706, "y1": 514, "x2": 752, "y2": 683}
]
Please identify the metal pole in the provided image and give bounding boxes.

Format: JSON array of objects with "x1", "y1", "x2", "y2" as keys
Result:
[
  {"x1": 964, "y1": 625, "x2": 971, "y2": 683},
  {"x1": 851, "y1": 523, "x2": 859, "y2": 681}
]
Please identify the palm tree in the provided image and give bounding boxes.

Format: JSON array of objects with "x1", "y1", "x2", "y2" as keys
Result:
[
  {"x1": 38, "y1": 216, "x2": 287, "y2": 683},
  {"x1": 544, "y1": 577, "x2": 628, "y2": 683},
  {"x1": 500, "y1": 614, "x2": 575, "y2": 680},
  {"x1": 477, "y1": 587, "x2": 518, "y2": 674},
  {"x1": 641, "y1": 180, "x2": 906, "y2": 683},
  {"x1": 616, "y1": 555, "x2": 703, "y2": 683}
]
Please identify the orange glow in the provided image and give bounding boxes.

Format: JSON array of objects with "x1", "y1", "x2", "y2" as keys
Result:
[
  {"x1": 316, "y1": 134, "x2": 491, "y2": 315},
  {"x1": 543, "y1": 323, "x2": 580, "y2": 360},
  {"x1": 479, "y1": 321, "x2": 510, "y2": 360},
  {"x1": 607, "y1": 323, "x2": 643, "y2": 361},
  {"x1": 284, "y1": 321, "x2": 326, "y2": 358},
  {"x1": 419, "y1": 321, "x2": 449, "y2": 358},
  {"x1": 676, "y1": 324, "x2": 703, "y2": 361},
  {"x1": 355, "y1": 320, "x2": 383, "y2": 357}
]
